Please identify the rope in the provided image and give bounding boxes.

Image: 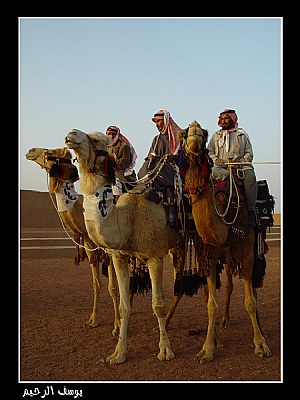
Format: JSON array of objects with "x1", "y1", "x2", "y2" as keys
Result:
[
  {"x1": 212, "y1": 166, "x2": 240, "y2": 225},
  {"x1": 221, "y1": 161, "x2": 280, "y2": 165},
  {"x1": 116, "y1": 155, "x2": 175, "y2": 191}
]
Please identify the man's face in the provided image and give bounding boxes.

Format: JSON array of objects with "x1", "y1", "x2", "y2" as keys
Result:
[
  {"x1": 107, "y1": 130, "x2": 118, "y2": 141},
  {"x1": 155, "y1": 118, "x2": 165, "y2": 133},
  {"x1": 219, "y1": 114, "x2": 234, "y2": 130}
]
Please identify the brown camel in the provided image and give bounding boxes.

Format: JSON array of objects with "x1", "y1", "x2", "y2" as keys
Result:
[
  {"x1": 177, "y1": 120, "x2": 271, "y2": 363},
  {"x1": 25, "y1": 147, "x2": 121, "y2": 335},
  {"x1": 65, "y1": 128, "x2": 180, "y2": 364}
]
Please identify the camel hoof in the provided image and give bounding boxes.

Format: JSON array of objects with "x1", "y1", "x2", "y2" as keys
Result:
[
  {"x1": 219, "y1": 319, "x2": 229, "y2": 330},
  {"x1": 106, "y1": 354, "x2": 126, "y2": 364},
  {"x1": 112, "y1": 327, "x2": 120, "y2": 337},
  {"x1": 84, "y1": 320, "x2": 99, "y2": 328},
  {"x1": 194, "y1": 350, "x2": 214, "y2": 364},
  {"x1": 254, "y1": 343, "x2": 272, "y2": 358},
  {"x1": 157, "y1": 349, "x2": 175, "y2": 361}
]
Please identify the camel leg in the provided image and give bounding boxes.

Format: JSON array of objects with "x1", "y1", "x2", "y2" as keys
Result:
[
  {"x1": 164, "y1": 294, "x2": 183, "y2": 330},
  {"x1": 243, "y1": 277, "x2": 272, "y2": 358},
  {"x1": 164, "y1": 240, "x2": 186, "y2": 330},
  {"x1": 107, "y1": 259, "x2": 121, "y2": 337},
  {"x1": 219, "y1": 264, "x2": 233, "y2": 329},
  {"x1": 164, "y1": 267, "x2": 183, "y2": 330},
  {"x1": 194, "y1": 260, "x2": 218, "y2": 363},
  {"x1": 201, "y1": 282, "x2": 223, "y2": 349},
  {"x1": 83, "y1": 246, "x2": 102, "y2": 328},
  {"x1": 253, "y1": 288, "x2": 266, "y2": 338},
  {"x1": 106, "y1": 253, "x2": 130, "y2": 365},
  {"x1": 147, "y1": 257, "x2": 175, "y2": 361},
  {"x1": 84, "y1": 259, "x2": 101, "y2": 328}
]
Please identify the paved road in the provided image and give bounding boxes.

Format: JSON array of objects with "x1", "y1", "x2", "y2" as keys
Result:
[{"x1": 20, "y1": 226, "x2": 281, "y2": 259}]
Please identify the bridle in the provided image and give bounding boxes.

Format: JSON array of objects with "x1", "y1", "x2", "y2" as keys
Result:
[
  {"x1": 85, "y1": 134, "x2": 116, "y2": 183},
  {"x1": 180, "y1": 125, "x2": 207, "y2": 158},
  {"x1": 40, "y1": 150, "x2": 79, "y2": 183}
]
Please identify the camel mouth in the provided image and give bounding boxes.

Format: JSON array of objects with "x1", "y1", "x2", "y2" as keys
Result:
[
  {"x1": 65, "y1": 131, "x2": 83, "y2": 149},
  {"x1": 65, "y1": 137, "x2": 79, "y2": 148},
  {"x1": 25, "y1": 152, "x2": 35, "y2": 160}
]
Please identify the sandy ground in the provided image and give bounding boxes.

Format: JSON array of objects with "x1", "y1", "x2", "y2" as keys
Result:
[{"x1": 19, "y1": 242, "x2": 281, "y2": 386}]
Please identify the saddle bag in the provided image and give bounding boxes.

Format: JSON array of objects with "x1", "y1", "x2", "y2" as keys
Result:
[{"x1": 255, "y1": 180, "x2": 275, "y2": 231}]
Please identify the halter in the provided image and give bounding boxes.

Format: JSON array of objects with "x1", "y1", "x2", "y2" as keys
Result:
[
  {"x1": 180, "y1": 124, "x2": 207, "y2": 158},
  {"x1": 84, "y1": 134, "x2": 116, "y2": 184},
  {"x1": 42, "y1": 150, "x2": 78, "y2": 180}
]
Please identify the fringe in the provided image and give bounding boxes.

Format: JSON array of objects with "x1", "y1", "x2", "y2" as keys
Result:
[
  {"x1": 73, "y1": 233, "x2": 87, "y2": 266},
  {"x1": 129, "y1": 259, "x2": 151, "y2": 295}
]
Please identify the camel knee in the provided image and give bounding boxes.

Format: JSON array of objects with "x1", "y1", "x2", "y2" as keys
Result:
[
  {"x1": 245, "y1": 297, "x2": 257, "y2": 315},
  {"x1": 119, "y1": 303, "x2": 130, "y2": 319},
  {"x1": 207, "y1": 299, "x2": 218, "y2": 319},
  {"x1": 108, "y1": 286, "x2": 118, "y2": 300},
  {"x1": 152, "y1": 304, "x2": 165, "y2": 319}
]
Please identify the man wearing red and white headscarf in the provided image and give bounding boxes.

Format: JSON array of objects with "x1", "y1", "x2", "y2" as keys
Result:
[
  {"x1": 207, "y1": 109, "x2": 258, "y2": 226},
  {"x1": 138, "y1": 109, "x2": 181, "y2": 176},
  {"x1": 137, "y1": 109, "x2": 182, "y2": 227}
]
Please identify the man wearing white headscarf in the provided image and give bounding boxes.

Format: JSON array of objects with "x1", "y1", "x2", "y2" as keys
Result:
[{"x1": 207, "y1": 109, "x2": 258, "y2": 226}]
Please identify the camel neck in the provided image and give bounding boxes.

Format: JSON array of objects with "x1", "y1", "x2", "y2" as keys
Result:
[
  {"x1": 55, "y1": 182, "x2": 79, "y2": 212},
  {"x1": 83, "y1": 184, "x2": 114, "y2": 222}
]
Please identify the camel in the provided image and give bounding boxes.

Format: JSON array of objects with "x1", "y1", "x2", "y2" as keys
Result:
[
  {"x1": 25, "y1": 147, "x2": 121, "y2": 335},
  {"x1": 64, "y1": 128, "x2": 179, "y2": 364},
  {"x1": 177, "y1": 120, "x2": 271, "y2": 363}
]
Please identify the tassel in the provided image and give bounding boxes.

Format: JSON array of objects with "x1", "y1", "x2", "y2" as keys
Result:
[
  {"x1": 101, "y1": 261, "x2": 108, "y2": 277},
  {"x1": 137, "y1": 263, "x2": 146, "y2": 294},
  {"x1": 185, "y1": 268, "x2": 195, "y2": 297},
  {"x1": 192, "y1": 267, "x2": 201, "y2": 294},
  {"x1": 216, "y1": 260, "x2": 223, "y2": 290},
  {"x1": 174, "y1": 272, "x2": 184, "y2": 296},
  {"x1": 144, "y1": 265, "x2": 151, "y2": 293},
  {"x1": 182, "y1": 270, "x2": 189, "y2": 296},
  {"x1": 252, "y1": 255, "x2": 266, "y2": 289},
  {"x1": 129, "y1": 268, "x2": 139, "y2": 295},
  {"x1": 73, "y1": 244, "x2": 80, "y2": 266}
]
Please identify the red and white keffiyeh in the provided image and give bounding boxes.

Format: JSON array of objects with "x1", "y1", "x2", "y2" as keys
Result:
[
  {"x1": 217, "y1": 109, "x2": 239, "y2": 151},
  {"x1": 152, "y1": 109, "x2": 181, "y2": 155}
]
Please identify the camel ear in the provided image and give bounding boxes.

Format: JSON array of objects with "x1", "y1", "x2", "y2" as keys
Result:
[
  {"x1": 178, "y1": 128, "x2": 187, "y2": 142},
  {"x1": 202, "y1": 129, "x2": 208, "y2": 141}
]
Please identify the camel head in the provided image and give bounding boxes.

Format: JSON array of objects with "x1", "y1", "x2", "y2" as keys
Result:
[
  {"x1": 179, "y1": 120, "x2": 208, "y2": 158},
  {"x1": 65, "y1": 129, "x2": 115, "y2": 191},
  {"x1": 25, "y1": 147, "x2": 79, "y2": 190}
]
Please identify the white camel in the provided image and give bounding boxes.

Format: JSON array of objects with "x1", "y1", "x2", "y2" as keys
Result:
[
  {"x1": 25, "y1": 147, "x2": 121, "y2": 335},
  {"x1": 65, "y1": 128, "x2": 179, "y2": 364}
]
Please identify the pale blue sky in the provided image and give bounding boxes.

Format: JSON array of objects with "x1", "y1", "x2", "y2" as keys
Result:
[{"x1": 19, "y1": 17, "x2": 282, "y2": 213}]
